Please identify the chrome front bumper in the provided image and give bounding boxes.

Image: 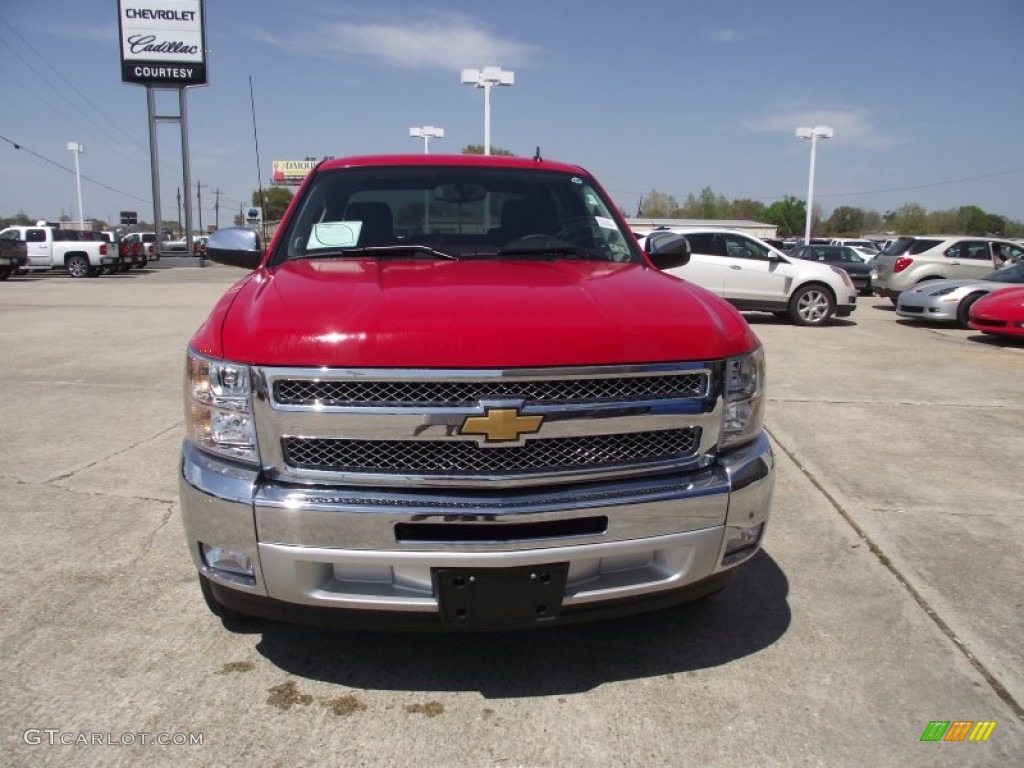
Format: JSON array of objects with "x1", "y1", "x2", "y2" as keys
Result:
[{"x1": 180, "y1": 432, "x2": 774, "y2": 619}]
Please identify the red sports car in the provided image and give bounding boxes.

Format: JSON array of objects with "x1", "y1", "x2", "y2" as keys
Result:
[{"x1": 968, "y1": 286, "x2": 1024, "y2": 338}]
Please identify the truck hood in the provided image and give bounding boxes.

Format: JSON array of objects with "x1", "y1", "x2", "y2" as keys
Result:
[{"x1": 212, "y1": 258, "x2": 758, "y2": 367}]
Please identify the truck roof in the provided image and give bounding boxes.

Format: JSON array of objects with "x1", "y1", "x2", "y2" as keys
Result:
[{"x1": 318, "y1": 153, "x2": 588, "y2": 175}]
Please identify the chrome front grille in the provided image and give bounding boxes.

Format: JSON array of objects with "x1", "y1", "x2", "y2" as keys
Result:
[
  {"x1": 253, "y1": 363, "x2": 722, "y2": 488},
  {"x1": 273, "y1": 372, "x2": 706, "y2": 408},
  {"x1": 283, "y1": 428, "x2": 700, "y2": 475}
]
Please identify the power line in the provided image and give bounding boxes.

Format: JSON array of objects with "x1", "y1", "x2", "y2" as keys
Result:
[
  {"x1": 615, "y1": 166, "x2": 1024, "y2": 212},
  {"x1": 0, "y1": 15, "x2": 143, "y2": 152},
  {"x1": 0, "y1": 133, "x2": 150, "y2": 204},
  {"x1": 814, "y1": 167, "x2": 1024, "y2": 200}
]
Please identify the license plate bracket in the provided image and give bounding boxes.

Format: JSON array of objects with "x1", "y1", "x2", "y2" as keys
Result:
[{"x1": 433, "y1": 563, "x2": 569, "y2": 628}]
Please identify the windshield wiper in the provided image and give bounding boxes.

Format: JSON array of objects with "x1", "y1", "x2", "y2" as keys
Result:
[
  {"x1": 491, "y1": 246, "x2": 607, "y2": 261},
  {"x1": 292, "y1": 245, "x2": 459, "y2": 261}
]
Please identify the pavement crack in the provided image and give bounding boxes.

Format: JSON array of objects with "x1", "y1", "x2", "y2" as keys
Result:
[
  {"x1": 134, "y1": 500, "x2": 177, "y2": 563},
  {"x1": 765, "y1": 425, "x2": 1024, "y2": 723},
  {"x1": 45, "y1": 422, "x2": 183, "y2": 484}
]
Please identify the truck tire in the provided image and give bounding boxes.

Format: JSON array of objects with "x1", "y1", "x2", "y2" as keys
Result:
[
  {"x1": 788, "y1": 283, "x2": 835, "y2": 326},
  {"x1": 0, "y1": 266, "x2": 10, "y2": 280},
  {"x1": 66, "y1": 254, "x2": 89, "y2": 278}
]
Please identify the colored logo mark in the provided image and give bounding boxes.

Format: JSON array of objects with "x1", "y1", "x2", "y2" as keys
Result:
[{"x1": 920, "y1": 721, "x2": 996, "y2": 742}]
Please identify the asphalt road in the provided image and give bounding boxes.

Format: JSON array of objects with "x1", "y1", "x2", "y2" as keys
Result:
[{"x1": 1, "y1": 264, "x2": 1021, "y2": 767}]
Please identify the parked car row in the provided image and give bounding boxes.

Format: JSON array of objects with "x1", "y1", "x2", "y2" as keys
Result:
[
  {"x1": 895, "y1": 260, "x2": 1024, "y2": 328},
  {"x1": 163, "y1": 234, "x2": 208, "y2": 254},
  {"x1": 635, "y1": 227, "x2": 857, "y2": 326},
  {"x1": 871, "y1": 235, "x2": 1022, "y2": 302},
  {"x1": 866, "y1": 235, "x2": 1024, "y2": 340},
  {"x1": 632, "y1": 226, "x2": 1024, "y2": 342},
  {"x1": 790, "y1": 244, "x2": 874, "y2": 296},
  {"x1": 0, "y1": 224, "x2": 164, "y2": 278}
]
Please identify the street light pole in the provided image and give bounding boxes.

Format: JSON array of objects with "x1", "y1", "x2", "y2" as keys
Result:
[
  {"x1": 796, "y1": 126, "x2": 833, "y2": 243},
  {"x1": 409, "y1": 125, "x2": 445, "y2": 154},
  {"x1": 66, "y1": 142, "x2": 84, "y2": 229},
  {"x1": 460, "y1": 66, "x2": 514, "y2": 155}
]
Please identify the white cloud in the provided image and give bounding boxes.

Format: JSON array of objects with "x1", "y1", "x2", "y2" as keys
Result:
[
  {"x1": 250, "y1": 12, "x2": 537, "y2": 71},
  {"x1": 745, "y1": 108, "x2": 900, "y2": 149},
  {"x1": 707, "y1": 29, "x2": 740, "y2": 43}
]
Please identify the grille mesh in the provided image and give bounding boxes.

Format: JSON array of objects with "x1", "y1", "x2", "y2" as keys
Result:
[
  {"x1": 274, "y1": 373, "x2": 705, "y2": 408},
  {"x1": 283, "y1": 428, "x2": 700, "y2": 475}
]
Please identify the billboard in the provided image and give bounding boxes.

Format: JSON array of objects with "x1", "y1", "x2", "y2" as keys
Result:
[
  {"x1": 118, "y1": 0, "x2": 207, "y2": 87},
  {"x1": 271, "y1": 160, "x2": 318, "y2": 186}
]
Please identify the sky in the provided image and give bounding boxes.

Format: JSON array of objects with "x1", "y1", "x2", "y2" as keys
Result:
[{"x1": 2, "y1": 0, "x2": 1023, "y2": 230}]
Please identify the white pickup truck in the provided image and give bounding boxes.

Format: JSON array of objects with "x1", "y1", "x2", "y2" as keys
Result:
[
  {"x1": 0, "y1": 223, "x2": 119, "y2": 277},
  {"x1": 120, "y1": 231, "x2": 164, "y2": 266}
]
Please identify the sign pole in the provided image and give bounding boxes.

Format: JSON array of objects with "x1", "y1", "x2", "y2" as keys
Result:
[
  {"x1": 146, "y1": 87, "x2": 163, "y2": 252},
  {"x1": 179, "y1": 88, "x2": 199, "y2": 266}
]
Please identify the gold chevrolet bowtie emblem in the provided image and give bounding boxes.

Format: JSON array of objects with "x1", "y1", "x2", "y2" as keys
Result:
[{"x1": 460, "y1": 408, "x2": 544, "y2": 443}]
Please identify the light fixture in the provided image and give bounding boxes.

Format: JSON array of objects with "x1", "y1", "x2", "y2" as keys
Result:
[
  {"x1": 795, "y1": 126, "x2": 833, "y2": 243},
  {"x1": 460, "y1": 66, "x2": 515, "y2": 155},
  {"x1": 409, "y1": 125, "x2": 445, "y2": 154},
  {"x1": 66, "y1": 141, "x2": 85, "y2": 229}
]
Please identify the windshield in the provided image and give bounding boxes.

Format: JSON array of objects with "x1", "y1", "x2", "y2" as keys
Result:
[{"x1": 274, "y1": 165, "x2": 639, "y2": 264}]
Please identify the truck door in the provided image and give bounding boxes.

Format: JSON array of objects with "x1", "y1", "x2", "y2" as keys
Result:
[{"x1": 24, "y1": 228, "x2": 51, "y2": 268}]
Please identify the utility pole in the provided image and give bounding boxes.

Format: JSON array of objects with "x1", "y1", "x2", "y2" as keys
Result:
[
  {"x1": 213, "y1": 188, "x2": 222, "y2": 230},
  {"x1": 176, "y1": 187, "x2": 182, "y2": 235},
  {"x1": 196, "y1": 179, "x2": 202, "y2": 232}
]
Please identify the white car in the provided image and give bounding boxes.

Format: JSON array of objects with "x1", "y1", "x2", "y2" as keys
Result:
[{"x1": 637, "y1": 227, "x2": 857, "y2": 326}]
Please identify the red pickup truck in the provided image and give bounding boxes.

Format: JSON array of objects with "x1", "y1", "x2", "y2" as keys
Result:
[{"x1": 181, "y1": 153, "x2": 774, "y2": 629}]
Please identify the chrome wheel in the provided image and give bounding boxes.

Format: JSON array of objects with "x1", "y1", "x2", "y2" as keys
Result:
[
  {"x1": 790, "y1": 284, "x2": 835, "y2": 326},
  {"x1": 66, "y1": 254, "x2": 89, "y2": 278}
]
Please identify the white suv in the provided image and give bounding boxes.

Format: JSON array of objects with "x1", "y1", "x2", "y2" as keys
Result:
[{"x1": 637, "y1": 227, "x2": 857, "y2": 326}]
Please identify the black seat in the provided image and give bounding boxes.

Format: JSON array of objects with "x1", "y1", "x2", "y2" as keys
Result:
[{"x1": 343, "y1": 202, "x2": 394, "y2": 246}]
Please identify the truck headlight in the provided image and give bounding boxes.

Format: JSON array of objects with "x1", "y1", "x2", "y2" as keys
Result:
[
  {"x1": 720, "y1": 347, "x2": 766, "y2": 450},
  {"x1": 185, "y1": 350, "x2": 259, "y2": 464}
]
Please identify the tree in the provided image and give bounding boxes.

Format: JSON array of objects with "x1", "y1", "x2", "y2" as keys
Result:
[
  {"x1": 985, "y1": 214, "x2": 1007, "y2": 236},
  {"x1": 250, "y1": 187, "x2": 294, "y2": 222},
  {"x1": 677, "y1": 187, "x2": 728, "y2": 219},
  {"x1": 825, "y1": 206, "x2": 865, "y2": 236},
  {"x1": 637, "y1": 189, "x2": 679, "y2": 218},
  {"x1": 462, "y1": 145, "x2": 515, "y2": 156},
  {"x1": 956, "y1": 205, "x2": 988, "y2": 236},
  {"x1": 728, "y1": 198, "x2": 766, "y2": 221},
  {"x1": 1, "y1": 212, "x2": 33, "y2": 227},
  {"x1": 888, "y1": 203, "x2": 929, "y2": 234},
  {"x1": 762, "y1": 197, "x2": 806, "y2": 237}
]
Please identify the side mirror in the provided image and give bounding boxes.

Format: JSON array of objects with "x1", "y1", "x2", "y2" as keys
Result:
[
  {"x1": 644, "y1": 232, "x2": 690, "y2": 270},
  {"x1": 204, "y1": 227, "x2": 263, "y2": 270}
]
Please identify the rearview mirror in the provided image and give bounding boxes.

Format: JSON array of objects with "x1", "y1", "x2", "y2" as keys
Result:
[
  {"x1": 204, "y1": 227, "x2": 263, "y2": 270},
  {"x1": 644, "y1": 232, "x2": 690, "y2": 270}
]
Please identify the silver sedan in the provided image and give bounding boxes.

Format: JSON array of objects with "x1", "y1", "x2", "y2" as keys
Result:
[{"x1": 896, "y1": 261, "x2": 1024, "y2": 328}]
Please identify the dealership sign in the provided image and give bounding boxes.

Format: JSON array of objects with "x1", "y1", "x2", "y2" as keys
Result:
[{"x1": 118, "y1": 0, "x2": 207, "y2": 86}]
